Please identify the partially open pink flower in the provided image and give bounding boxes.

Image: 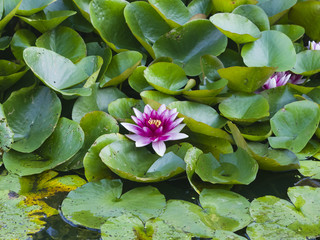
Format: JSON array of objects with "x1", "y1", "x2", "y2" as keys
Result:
[
  {"x1": 121, "y1": 104, "x2": 188, "y2": 156},
  {"x1": 308, "y1": 41, "x2": 320, "y2": 50},
  {"x1": 262, "y1": 71, "x2": 305, "y2": 90}
]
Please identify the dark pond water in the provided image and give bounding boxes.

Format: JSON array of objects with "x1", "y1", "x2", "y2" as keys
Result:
[{"x1": 29, "y1": 169, "x2": 318, "y2": 240}]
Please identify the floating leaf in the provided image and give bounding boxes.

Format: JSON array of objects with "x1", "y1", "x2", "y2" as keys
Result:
[
  {"x1": 11, "y1": 29, "x2": 36, "y2": 60},
  {"x1": 0, "y1": 36, "x2": 11, "y2": 50},
  {"x1": 288, "y1": 1, "x2": 320, "y2": 41},
  {"x1": 291, "y1": 50, "x2": 320, "y2": 76},
  {"x1": 17, "y1": 0, "x2": 55, "y2": 16},
  {"x1": 73, "y1": 0, "x2": 91, "y2": 21},
  {"x1": 144, "y1": 62, "x2": 195, "y2": 95},
  {"x1": 3, "y1": 85, "x2": 61, "y2": 153},
  {"x1": 36, "y1": 26, "x2": 87, "y2": 63},
  {"x1": 141, "y1": 90, "x2": 178, "y2": 109},
  {"x1": 212, "y1": 0, "x2": 258, "y2": 13},
  {"x1": 148, "y1": 0, "x2": 192, "y2": 28},
  {"x1": 0, "y1": 104, "x2": 13, "y2": 154},
  {"x1": 18, "y1": 10, "x2": 77, "y2": 33},
  {"x1": 84, "y1": 134, "x2": 126, "y2": 182},
  {"x1": 298, "y1": 160, "x2": 320, "y2": 180},
  {"x1": 247, "y1": 186, "x2": 320, "y2": 239},
  {"x1": 61, "y1": 179, "x2": 166, "y2": 229},
  {"x1": 128, "y1": 66, "x2": 153, "y2": 93},
  {"x1": 0, "y1": 60, "x2": 29, "y2": 91},
  {"x1": 153, "y1": 19, "x2": 227, "y2": 76},
  {"x1": 218, "y1": 66, "x2": 275, "y2": 93},
  {"x1": 187, "y1": 0, "x2": 212, "y2": 16},
  {"x1": 100, "y1": 51, "x2": 143, "y2": 88},
  {"x1": 269, "y1": 100, "x2": 320, "y2": 153},
  {"x1": 241, "y1": 30, "x2": 296, "y2": 72},
  {"x1": 100, "y1": 140, "x2": 191, "y2": 182},
  {"x1": 3, "y1": 118, "x2": 84, "y2": 176},
  {"x1": 270, "y1": 24, "x2": 305, "y2": 42},
  {"x1": 0, "y1": 0, "x2": 22, "y2": 32},
  {"x1": 108, "y1": 98, "x2": 144, "y2": 122},
  {"x1": 90, "y1": 0, "x2": 142, "y2": 52},
  {"x1": 210, "y1": 13, "x2": 261, "y2": 44},
  {"x1": 200, "y1": 54, "x2": 224, "y2": 83},
  {"x1": 219, "y1": 93, "x2": 269, "y2": 123},
  {"x1": 124, "y1": 1, "x2": 171, "y2": 58}
]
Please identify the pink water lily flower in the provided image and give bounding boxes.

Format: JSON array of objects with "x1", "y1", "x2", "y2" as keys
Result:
[
  {"x1": 308, "y1": 41, "x2": 320, "y2": 50},
  {"x1": 121, "y1": 104, "x2": 188, "y2": 156},
  {"x1": 262, "y1": 71, "x2": 305, "y2": 90}
]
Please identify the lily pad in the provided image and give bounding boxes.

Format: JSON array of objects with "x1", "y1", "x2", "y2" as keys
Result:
[
  {"x1": 0, "y1": 190, "x2": 45, "y2": 239},
  {"x1": 226, "y1": 121, "x2": 272, "y2": 141},
  {"x1": 3, "y1": 85, "x2": 61, "y2": 153},
  {"x1": 17, "y1": 0, "x2": 55, "y2": 16},
  {"x1": 124, "y1": 1, "x2": 171, "y2": 58},
  {"x1": 148, "y1": 0, "x2": 192, "y2": 28},
  {"x1": 35, "y1": 26, "x2": 87, "y2": 63},
  {"x1": 212, "y1": 0, "x2": 258, "y2": 13},
  {"x1": 0, "y1": 104, "x2": 13, "y2": 154},
  {"x1": 219, "y1": 93, "x2": 269, "y2": 123},
  {"x1": 100, "y1": 50, "x2": 143, "y2": 88},
  {"x1": 100, "y1": 140, "x2": 191, "y2": 182},
  {"x1": 288, "y1": 1, "x2": 320, "y2": 41},
  {"x1": 108, "y1": 98, "x2": 144, "y2": 122},
  {"x1": 84, "y1": 133, "x2": 126, "y2": 182},
  {"x1": 144, "y1": 62, "x2": 195, "y2": 95},
  {"x1": 0, "y1": 0, "x2": 22, "y2": 32},
  {"x1": 247, "y1": 186, "x2": 320, "y2": 239},
  {"x1": 0, "y1": 60, "x2": 29, "y2": 91},
  {"x1": 73, "y1": 0, "x2": 91, "y2": 21},
  {"x1": 72, "y1": 83, "x2": 126, "y2": 122},
  {"x1": 153, "y1": 19, "x2": 227, "y2": 76},
  {"x1": 210, "y1": 13, "x2": 261, "y2": 44},
  {"x1": 291, "y1": 50, "x2": 320, "y2": 76},
  {"x1": 61, "y1": 178, "x2": 166, "y2": 229},
  {"x1": 140, "y1": 90, "x2": 178, "y2": 109},
  {"x1": 18, "y1": 10, "x2": 77, "y2": 33},
  {"x1": 187, "y1": 0, "x2": 212, "y2": 16},
  {"x1": 0, "y1": 36, "x2": 11, "y2": 50},
  {"x1": 128, "y1": 66, "x2": 154, "y2": 93},
  {"x1": 200, "y1": 54, "x2": 224, "y2": 84},
  {"x1": 298, "y1": 160, "x2": 320, "y2": 180},
  {"x1": 268, "y1": 100, "x2": 320, "y2": 153},
  {"x1": 3, "y1": 117, "x2": 84, "y2": 176},
  {"x1": 270, "y1": 24, "x2": 305, "y2": 42},
  {"x1": 217, "y1": 66, "x2": 275, "y2": 93},
  {"x1": 11, "y1": 29, "x2": 36, "y2": 60},
  {"x1": 90, "y1": 0, "x2": 142, "y2": 52},
  {"x1": 232, "y1": 4, "x2": 270, "y2": 31},
  {"x1": 241, "y1": 30, "x2": 296, "y2": 72}
]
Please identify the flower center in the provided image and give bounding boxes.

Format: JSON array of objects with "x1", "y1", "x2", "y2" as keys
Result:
[{"x1": 148, "y1": 118, "x2": 162, "y2": 128}]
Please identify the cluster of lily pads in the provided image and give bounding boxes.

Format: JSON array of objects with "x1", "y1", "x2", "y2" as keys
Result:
[{"x1": 1, "y1": 0, "x2": 320, "y2": 239}]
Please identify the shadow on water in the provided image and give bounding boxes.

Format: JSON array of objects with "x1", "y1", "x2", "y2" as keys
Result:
[{"x1": 32, "y1": 169, "x2": 318, "y2": 240}]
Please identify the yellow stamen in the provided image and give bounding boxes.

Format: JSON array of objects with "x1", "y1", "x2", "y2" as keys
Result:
[{"x1": 148, "y1": 118, "x2": 162, "y2": 128}]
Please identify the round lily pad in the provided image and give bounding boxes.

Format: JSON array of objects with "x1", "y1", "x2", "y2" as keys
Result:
[
  {"x1": 153, "y1": 19, "x2": 227, "y2": 76},
  {"x1": 241, "y1": 30, "x2": 296, "y2": 72},
  {"x1": 270, "y1": 24, "x2": 305, "y2": 42},
  {"x1": 298, "y1": 160, "x2": 320, "y2": 180},
  {"x1": 0, "y1": 104, "x2": 13, "y2": 153},
  {"x1": 108, "y1": 98, "x2": 144, "y2": 122},
  {"x1": 0, "y1": 0, "x2": 22, "y2": 32},
  {"x1": 212, "y1": 0, "x2": 258, "y2": 13},
  {"x1": 61, "y1": 178, "x2": 166, "y2": 229},
  {"x1": 3, "y1": 85, "x2": 61, "y2": 153},
  {"x1": 0, "y1": 60, "x2": 29, "y2": 91},
  {"x1": 291, "y1": 50, "x2": 320, "y2": 76},
  {"x1": 17, "y1": 0, "x2": 55, "y2": 16},
  {"x1": 128, "y1": 66, "x2": 153, "y2": 93},
  {"x1": 11, "y1": 29, "x2": 36, "y2": 60},
  {"x1": 210, "y1": 13, "x2": 261, "y2": 44}
]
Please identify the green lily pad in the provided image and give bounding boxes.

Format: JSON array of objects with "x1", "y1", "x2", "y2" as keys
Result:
[
  {"x1": 100, "y1": 140, "x2": 191, "y2": 182},
  {"x1": 210, "y1": 13, "x2": 261, "y2": 44},
  {"x1": 23, "y1": 47, "x2": 92, "y2": 96},
  {"x1": 153, "y1": 19, "x2": 227, "y2": 76},
  {"x1": 3, "y1": 85, "x2": 61, "y2": 153},
  {"x1": 124, "y1": 1, "x2": 171, "y2": 58},
  {"x1": 90, "y1": 0, "x2": 142, "y2": 52},
  {"x1": 72, "y1": 83, "x2": 126, "y2": 122},
  {"x1": 100, "y1": 51, "x2": 143, "y2": 88},
  {"x1": 187, "y1": 0, "x2": 212, "y2": 16},
  {"x1": 0, "y1": 190, "x2": 45, "y2": 239},
  {"x1": 271, "y1": 24, "x2": 305, "y2": 42},
  {"x1": 233, "y1": 4, "x2": 269, "y2": 31},
  {"x1": 0, "y1": 60, "x2": 29, "y2": 91},
  {"x1": 61, "y1": 178, "x2": 166, "y2": 229},
  {"x1": 194, "y1": 147, "x2": 258, "y2": 185},
  {"x1": 291, "y1": 50, "x2": 320, "y2": 76},
  {"x1": 218, "y1": 66, "x2": 275, "y2": 93},
  {"x1": 288, "y1": 1, "x2": 320, "y2": 41},
  {"x1": 35, "y1": 26, "x2": 87, "y2": 63},
  {"x1": 296, "y1": 140, "x2": 320, "y2": 160},
  {"x1": 0, "y1": 36, "x2": 11, "y2": 50},
  {"x1": 148, "y1": 0, "x2": 192, "y2": 28},
  {"x1": 144, "y1": 62, "x2": 195, "y2": 95},
  {"x1": 3, "y1": 118, "x2": 84, "y2": 176},
  {"x1": 17, "y1": 0, "x2": 55, "y2": 16},
  {"x1": 73, "y1": 0, "x2": 91, "y2": 21},
  {"x1": 219, "y1": 93, "x2": 269, "y2": 123},
  {"x1": 84, "y1": 134, "x2": 126, "y2": 182},
  {"x1": 108, "y1": 98, "x2": 144, "y2": 122},
  {"x1": 269, "y1": 100, "x2": 320, "y2": 153},
  {"x1": 218, "y1": 48, "x2": 245, "y2": 68},
  {"x1": 0, "y1": 0, "x2": 22, "y2": 32},
  {"x1": 241, "y1": 30, "x2": 296, "y2": 72},
  {"x1": 200, "y1": 54, "x2": 224, "y2": 84},
  {"x1": 212, "y1": 0, "x2": 258, "y2": 13},
  {"x1": 18, "y1": 10, "x2": 77, "y2": 33},
  {"x1": 0, "y1": 104, "x2": 13, "y2": 154},
  {"x1": 128, "y1": 66, "x2": 154, "y2": 93},
  {"x1": 298, "y1": 160, "x2": 320, "y2": 180},
  {"x1": 11, "y1": 29, "x2": 36, "y2": 60},
  {"x1": 140, "y1": 90, "x2": 178, "y2": 109},
  {"x1": 247, "y1": 186, "x2": 320, "y2": 239}
]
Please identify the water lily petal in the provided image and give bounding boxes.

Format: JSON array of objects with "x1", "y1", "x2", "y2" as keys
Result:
[
  {"x1": 152, "y1": 141, "x2": 166, "y2": 156},
  {"x1": 157, "y1": 104, "x2": 166, "y2": 115},
  {"x1": 121, "y1": 123, "x2": 144, "y2": 135},
  {"x1": 126, "y1": 134, "x2": 152, "y2": 147},
  {"x1": 166, "y1": 132, "x2": 189, "y2": 141},
  {"x1": 133, "y1": 107, "x2": 144, "y2": 120}
]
